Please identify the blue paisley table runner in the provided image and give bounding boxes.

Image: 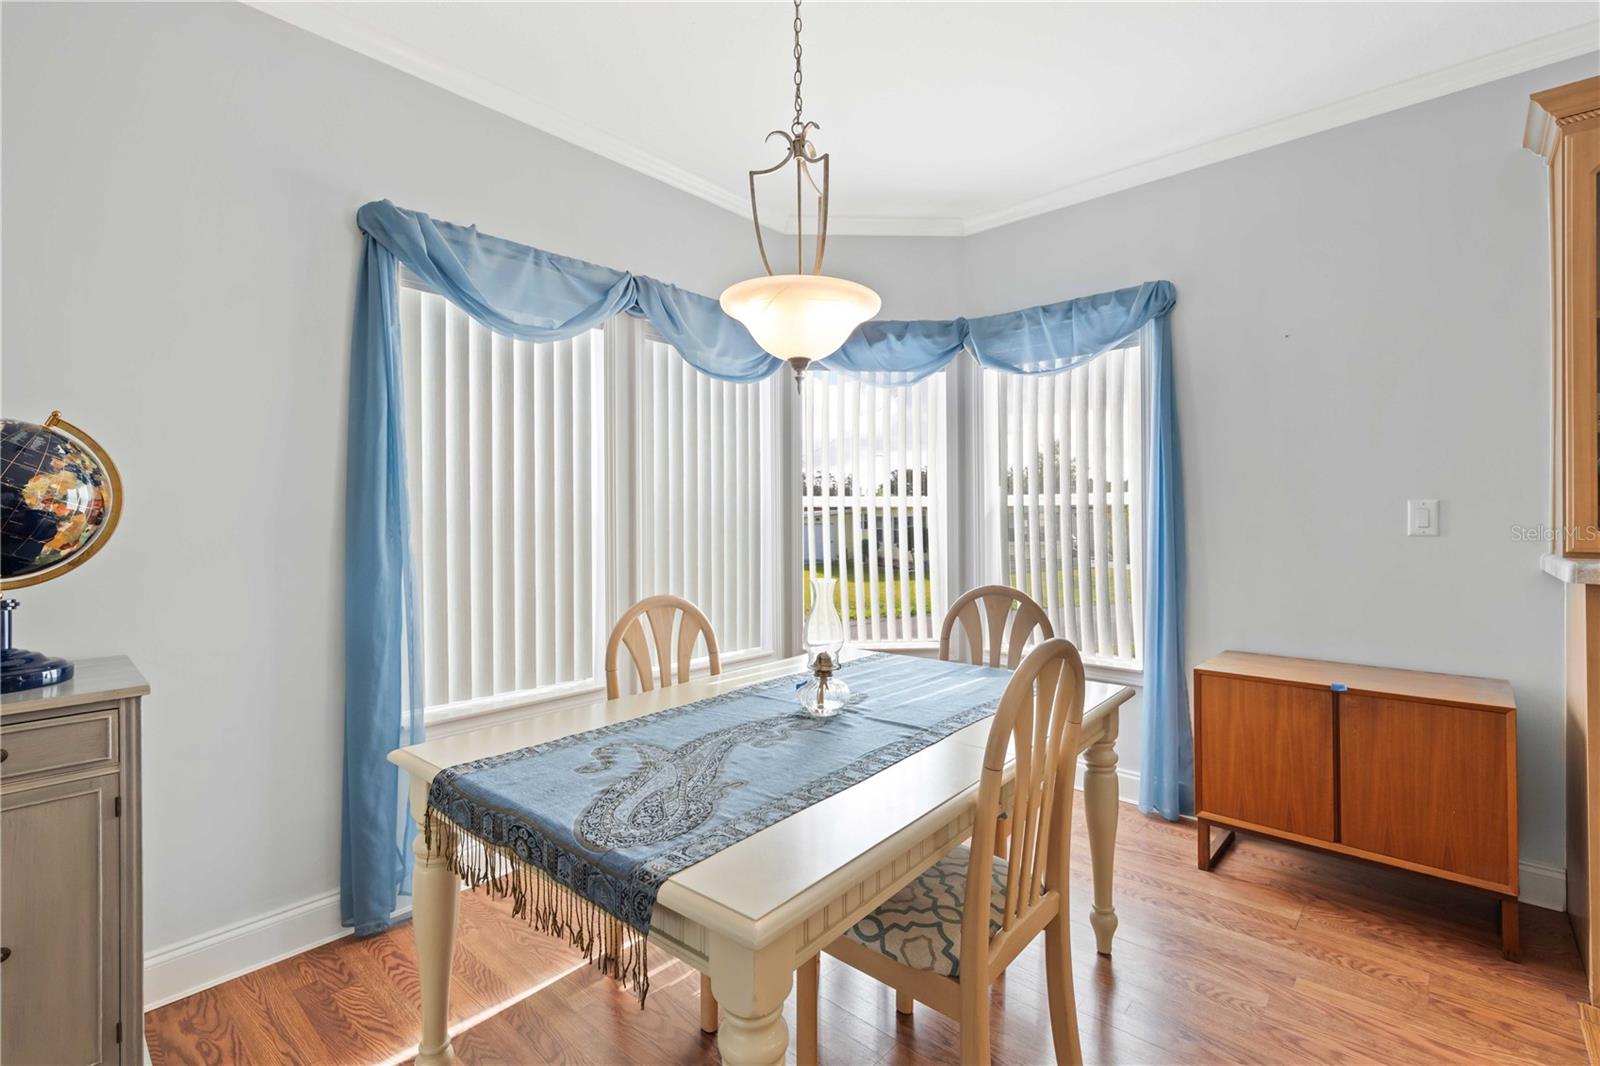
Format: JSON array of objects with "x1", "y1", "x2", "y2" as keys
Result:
[{"x1": 425, "y1": 653, "x2": 1014, "y2": 999}]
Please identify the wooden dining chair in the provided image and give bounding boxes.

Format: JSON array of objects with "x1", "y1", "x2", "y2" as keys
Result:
[
  {"x1": 939, "y1": 584, "x2": 1057, "y2": 857},
  {"x1": 603, "y1": 594, "x2": 723, "y2": 1031},
  {"x1": 604, "y1": 594, "x2": 722, "y2": 700},
  {"x1": 938, "y1": 584, "x2": 1054, "y2": 670},
  {"x1": 797, "y1": 638, "x2": 1088, "y2": 1066}
]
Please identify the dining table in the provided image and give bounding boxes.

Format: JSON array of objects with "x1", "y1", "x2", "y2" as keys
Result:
[{"x1": 389, "y1": 650, "x2": 1135, "y2": 1066}]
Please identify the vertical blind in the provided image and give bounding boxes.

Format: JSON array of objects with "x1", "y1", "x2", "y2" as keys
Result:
[
  {"x1": 801, "y1": 370, "x2": 950, "y2": 644},
  {"x1": 634, "y1": 331, "x2": 768, "y2": 655},
  {"x1": 987, "y1": 345, "x2": 1143, "y2": 666},
  {"x1": 399, "y1": 284, "x2": 604, "y2": 711}
]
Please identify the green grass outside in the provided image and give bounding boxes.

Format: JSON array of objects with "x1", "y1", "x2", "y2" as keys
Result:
[{"x1": 803, "y1": 567, "x2": 932, "y2": 621}]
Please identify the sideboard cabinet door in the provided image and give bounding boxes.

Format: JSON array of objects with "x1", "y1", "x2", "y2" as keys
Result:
[
  {"x1": 1, "y1": 773, "x2": 121, "y2": 1066},
  {"x1": 1338, "y1": 695, "x2": 1515, "y2": 887},
  {"x1": 1195, "y1": 674, "x2": 1337, "y2": 841}
]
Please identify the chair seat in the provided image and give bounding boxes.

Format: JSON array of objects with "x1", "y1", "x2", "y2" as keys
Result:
[{"x1": 841, "y1": 845, "x2": 1007, "y2": 978}]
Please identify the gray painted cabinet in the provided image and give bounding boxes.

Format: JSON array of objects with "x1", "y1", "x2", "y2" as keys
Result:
[{"x1": 1, "y1": 658, "x2": 147, "y2": 1066}]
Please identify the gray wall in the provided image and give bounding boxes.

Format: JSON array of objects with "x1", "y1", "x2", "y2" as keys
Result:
[
  {"x1": 0, "y1": 0, "x2": 961, "y2": 969},
  {"x1": 1, "y1": 0, "x2": 1586, "y2": 988},
  {"x1": 962, "y1": 53, "x2": 1599, "y2": 877}
]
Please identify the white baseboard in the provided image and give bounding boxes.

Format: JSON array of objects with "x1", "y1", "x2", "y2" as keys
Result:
[
  {"x1": 1518, "y1": 860, "x2": 1566, "y2": 912},
  {"x1": 143, "y1": 890, "x2": 350, "y2": 1009}
]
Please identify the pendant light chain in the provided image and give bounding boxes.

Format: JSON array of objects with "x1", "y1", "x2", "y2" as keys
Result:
[{"x1": 791, "y1": 0, "x2": 805, "y2": 137}]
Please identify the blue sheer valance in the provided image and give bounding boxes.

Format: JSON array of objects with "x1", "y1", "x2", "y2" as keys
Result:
[
  {"x1": 341, "y1": 200, "x2": 1190, "y2": 936},
  {"x1": 357, "y1": 201, "x2": 782, "y2": 382},
  {"x1": 356, "y1": 200, "x2": 1174, "y2": 382}
]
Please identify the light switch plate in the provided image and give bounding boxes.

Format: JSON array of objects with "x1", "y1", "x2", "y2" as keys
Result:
[{"x1": 1407, "y1": 499, "x2": 1439, "y2": 537}]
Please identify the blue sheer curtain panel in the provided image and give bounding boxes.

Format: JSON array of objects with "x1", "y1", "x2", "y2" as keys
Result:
[
  {"x1": 1137, "y1": 316, "x2": 1193, "y2": 820},
  {"x1": 342, "y1": 236, "x2": 423, "y2": 935},
  {"x1": 342, "y1": 201, "x2": 1191, "y2": 933}
]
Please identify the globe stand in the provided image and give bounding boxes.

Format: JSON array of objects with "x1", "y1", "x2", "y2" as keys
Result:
[{"x1": 1, "y1": 599, "x2": 73, "y2": 694}]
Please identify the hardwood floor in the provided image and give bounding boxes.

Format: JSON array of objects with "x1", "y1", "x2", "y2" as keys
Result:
[{"x1": 146, "y1": 805, "x2": 1588, "y2": 1065}]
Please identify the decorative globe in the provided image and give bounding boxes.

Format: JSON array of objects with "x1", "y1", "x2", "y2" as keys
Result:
[
  {"x1": 0, "y1": 413, "x2": 122, "y2": 692},
  {"x1": 1, "y1": 414, "x2": 120, "y2": 587}
]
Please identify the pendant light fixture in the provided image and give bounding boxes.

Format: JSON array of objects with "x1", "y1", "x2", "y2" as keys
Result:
[{"x1": 719, "y1": 0, "x2": 881, "y2": 389}]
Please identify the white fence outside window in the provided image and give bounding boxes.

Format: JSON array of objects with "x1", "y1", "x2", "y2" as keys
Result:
[
  {"x1": 800, "y1": 370, "x2": 950, "y2": 645},
  {"x1": 984, "y1": 344, "x2": 1143, "y2": 667}
]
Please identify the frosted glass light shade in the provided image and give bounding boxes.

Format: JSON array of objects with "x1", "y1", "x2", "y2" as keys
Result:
[{"x1": 719, "y1": 273, "x2": 881, "y2": 366}]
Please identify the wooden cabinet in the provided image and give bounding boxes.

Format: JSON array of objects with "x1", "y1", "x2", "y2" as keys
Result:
[
  {"x1": 1194, "y1": 652, "x2": 1518, "y2": 957},
  {"x1": 1528, "y1": 75, "x2": 1600, "y2": 1006},
  {"x1": 1193, "y1": 674, "x2": 1335, "y2": 840},
  {"x1": 1527, "y1": 77, "x2": 1600, "y2": 556},
  {"x1": 2, "y1": 775, "x2": 121, "y2": 1064},
  {"x1": 1338, "y1": 694, "x2": 1515, "y2": 885},
  {"x1": 1, "y1": 658, "x2": 147, "y2": 1065}
]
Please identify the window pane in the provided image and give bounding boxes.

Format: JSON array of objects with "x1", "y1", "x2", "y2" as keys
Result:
[
  {"x1": 985, "y1": 346, "x2": 1142, "y2": 667},
  {"x1": 801, "y1": 370, "x2": 948, "y2": 644},
  {"x1": 634, "y1": 335, "x2": 769, "y2": 656},
  {"x1": 399, "y1": 285, "x2": 604, "y2": 711}
]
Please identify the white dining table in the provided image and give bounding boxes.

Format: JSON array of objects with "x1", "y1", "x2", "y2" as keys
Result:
[{"x1": 390, "y1": 652, "x2": 1134, "y2": 1066}]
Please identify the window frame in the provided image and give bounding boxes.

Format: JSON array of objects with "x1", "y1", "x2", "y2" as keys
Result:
[{"x1": 397, "y1": 277, "x2": 789, "y2": 731}]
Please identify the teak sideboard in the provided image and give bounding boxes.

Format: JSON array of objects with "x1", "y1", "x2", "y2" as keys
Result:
[{"x1": 1193, "y1": 651, "x2": 1519, "y2": 958}]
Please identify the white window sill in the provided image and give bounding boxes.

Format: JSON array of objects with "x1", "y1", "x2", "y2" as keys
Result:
[
  {"x1": 422, "y1": 647, "x2": 780, "y2": 736},
  {"x1": 1084, "y1": 661, "x2": 1144, "y2": 688},
  {"x1": 855, "y1": 640, "x2": 941, "y2": 654}
]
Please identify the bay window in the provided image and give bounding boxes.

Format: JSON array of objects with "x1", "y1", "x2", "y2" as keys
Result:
[{"x1": 399, "y1": 276, "x2": 1145, "y2": 721}]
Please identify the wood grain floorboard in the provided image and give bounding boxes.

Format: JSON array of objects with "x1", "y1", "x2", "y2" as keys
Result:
[{"x1": 146, "y1": 805, "x2": 1588, "y2": 1065}]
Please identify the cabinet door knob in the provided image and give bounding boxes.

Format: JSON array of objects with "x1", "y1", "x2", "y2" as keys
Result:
[
  {"x1": 0, "y1": 747, "x2": 8, "y2": 762},
  {"x1": 1, "y1": 947, "x2": 10, "y2": 962}
]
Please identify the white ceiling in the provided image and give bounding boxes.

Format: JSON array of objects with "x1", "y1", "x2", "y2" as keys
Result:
[{"x1": 255, "y1": 2, "x2": 1598, "y2": 235}]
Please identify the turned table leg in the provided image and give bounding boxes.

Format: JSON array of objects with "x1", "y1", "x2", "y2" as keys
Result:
[
  {"x1": 710, "y1": 932, "x2": 795, "y2": 1066},
  {"x1": 1083, "y1": 707, "x2": 1121, "y2": 956},
  {"x1": 410, "y1": 786, "x2": 460, "y2": 1066}
]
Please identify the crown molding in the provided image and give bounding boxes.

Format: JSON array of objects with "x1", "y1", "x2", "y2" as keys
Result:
[
  {"x1": 249, "y1": 4, "x2": 1596, "y2": 238},
  {"x1": 963, "y1": 23, "x2": 1599, "y2": 235}
]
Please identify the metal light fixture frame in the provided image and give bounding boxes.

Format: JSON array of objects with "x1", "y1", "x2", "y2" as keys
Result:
[
  {"x1": 747, "y1": 120, "x2": 830, "y2": 280},
  {"x1": 721, "y1": 0, "x2": 880, "y2": 391}
]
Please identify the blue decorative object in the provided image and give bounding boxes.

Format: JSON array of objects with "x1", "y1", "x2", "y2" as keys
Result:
[
  {"x1": 424, "y1": 654, "x2": 1013, "y2": 999},
  {"x1": 342, "y1": 199, "x2": 1190, "y2": 937}
]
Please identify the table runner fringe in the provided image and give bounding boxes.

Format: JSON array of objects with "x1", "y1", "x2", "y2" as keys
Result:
[{"x1": 425, "y1": 805, "x2": 650, "y2": 1005}]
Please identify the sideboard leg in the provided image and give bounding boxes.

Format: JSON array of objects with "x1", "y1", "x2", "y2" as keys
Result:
[
  {"x1": 1197, "y1": 819, "x2": 1236, "y2": 871},
  {"x1": 412, "y1": 789, "x2": 460, "y2": 1065},
  {"x1": 1501, "y1": 898, "x2": 1521, "y2": 961}
]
